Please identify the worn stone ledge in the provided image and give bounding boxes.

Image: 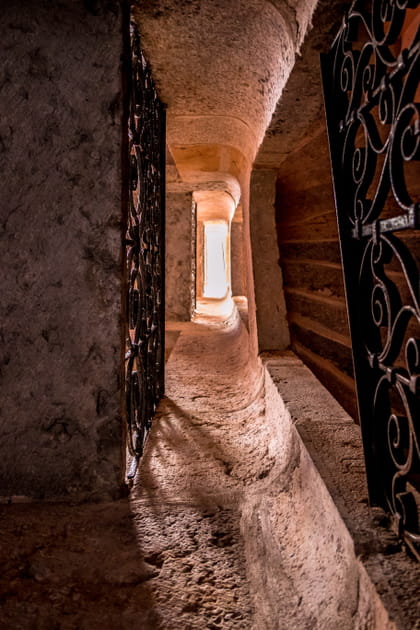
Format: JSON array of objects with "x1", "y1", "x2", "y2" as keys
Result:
[
  {"x1": 263, "y1": 352, "x2": 420, "y2": 630},
  {"x1": 160, "y1": 314, "x2": 406, "y2": 629},
  {"x1": 160, "y1": 315, "x2": 401, "y2": 629}
]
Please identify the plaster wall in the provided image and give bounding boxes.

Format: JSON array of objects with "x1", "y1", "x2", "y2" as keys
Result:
[
  {"x1": 165, "y1": 192, "x2": 194, "y2": 321},
  {"x1": 0, "y1": 1, "x2": 125, "y2": 499}
]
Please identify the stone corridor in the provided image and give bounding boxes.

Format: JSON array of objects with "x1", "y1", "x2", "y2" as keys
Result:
[
  {"x1": 2, "y1": 3, "x2": 419, "y2": 628},
  {"x1": 0, "y1": 310, "x2": 265, "y2": 629},
  {"x1": 0, "y1": 307, "x2": 398, "y2": 629}
]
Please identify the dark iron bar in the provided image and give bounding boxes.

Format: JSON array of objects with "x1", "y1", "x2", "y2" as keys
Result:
[
  {"x1": 124, "y1": 21, "x2": 166, "y2": 480},
  {"x1": 352, "y1": 210, "x2": 419, "y2": 238},
  {"x1": 321, "y1": 0, "x2": 420, "y2": 559}
]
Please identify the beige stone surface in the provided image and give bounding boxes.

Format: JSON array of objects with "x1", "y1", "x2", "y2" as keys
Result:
[
  {"x1": 255, "y1": 0, "x2": 353, "y2": 169},
  {"x1": 250, "y1": 169, "x2": 290, "y2": 351},
  {"x1": 133, "y1": 0, "x2": 317, "y2": 169},
  {"x1": 0, "y1": 310, "x2": 398, "y2": 629},
  {"x1": 231, "y1": 222, "x2": 247, "y2": 297},
  {"x1": 0, "y1": 0, "x2": 125, "y2": 500},
  {"x1": 166, "y1": 192, "x2": 194, "y2": 321},
  {"x1": 0, "y1": 499, "x2": 252, "y2": 629},
  {"x1": 1, "y1": 2, "x2": 417, "y2": 627},
  {"x1": 131, "y1": 0, "x2": 320, "y2": 321},
  {"x1": 265, "y1": 352, "x2": 420, "y2": 630},
  {"x1": 130, "y1": 0, "x2": 321, "y2": 363}
]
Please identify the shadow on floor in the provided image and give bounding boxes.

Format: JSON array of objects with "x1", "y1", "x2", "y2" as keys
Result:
[{"x1": 0, "y1": 499, "x2": 162, "y2": 629}]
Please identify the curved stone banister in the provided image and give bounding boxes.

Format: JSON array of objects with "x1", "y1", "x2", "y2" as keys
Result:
[{"x1": 132, "y1": 0, "x2": 318, "y2": 186}]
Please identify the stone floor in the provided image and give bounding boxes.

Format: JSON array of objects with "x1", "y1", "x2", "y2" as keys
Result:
[
  {"x1": 1, "y1": 310, "x2": 414, "y2": 630},
  {"x1": 0, "y1": 311, "x2": 265, "y2": 630}
]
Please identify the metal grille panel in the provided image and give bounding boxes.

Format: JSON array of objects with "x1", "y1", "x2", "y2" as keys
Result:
[
  {"x1": 321, "y1": 1, "x2": 420, "y2": 558},
  {"x1": 124, "y1": 22, "x2": 165, "y2": 479}
]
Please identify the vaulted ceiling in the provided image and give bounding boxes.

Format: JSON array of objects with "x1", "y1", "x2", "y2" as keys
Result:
[{"x1": 132, "y1": 0, "x2": 351, "y2": 198}]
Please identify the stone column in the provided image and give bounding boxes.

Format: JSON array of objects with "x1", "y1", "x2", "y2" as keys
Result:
[
  {"x1": 165, "y1": 191, "x2": 194, "y2": 321},
  {"x1": 0, "y1": 0, "x2": 126, "y2": 500},
  {"x1": 250, "y1": 169, "x2": 290, "y2": 351},
  {"x1": 231, "y1": 219, "x2": 246, "y2": 297}
]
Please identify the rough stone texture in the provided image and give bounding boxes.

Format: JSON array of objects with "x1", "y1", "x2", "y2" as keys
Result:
[
  {"x1": 250, "y1": 169, "x2": 290, "y2": 351},
  {"x1": 274, "y1": 112, "x2": 358, "y2": 418},
  {"x1": 133, "y1": 0, "x2": 318, "y2": 164},
  {"x1": 231, "y1": 221, "x2": 247, "y2": 297},
  {"x1": 131, "y1": 0, "x2": 319, "y2": 270},
  {"x1": 0, "y1": 314, "x2": 261, "y2": 629},
  {"x1": 265, "y1": 353, "x2": 420, "y2": 630},
  {"x1": 0, "y1": 311, "x2": 401, "y2": 629},
  {"x1": 241, "y1": 372, "x2": 395, "y2": 630},
  {"x1": 252, "y1": 0, "x2": 359, "y2": 418},
  {"x1": 0, "y1": 500, "x2": 252, "y2": 630},
  {"x1": 0, "y1": 1, "x2": 125, "y2": 499},
  {"x1": 1, "y1": 2, "x2": 417, "y2": 626},
  {"x1": 136, "y1": 313, "x2": 394, "y2": 629},
  {"x1": 131, "y1": 0, "x2": 320, "y2": 363},
  {"x1": 255, "y1": 0, "x2": 352, "y2": 169},
  {"x1": 166, "y1": 191, "x2": 194, "y2": 321}
]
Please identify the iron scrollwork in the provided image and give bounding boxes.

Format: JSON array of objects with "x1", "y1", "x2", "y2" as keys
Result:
[
  {"x1": 321, "y1": 1, "x2": 420, "y2": 557},
  {"x1": 124, "y1": 22, "x2": 165, "y2": 479}
]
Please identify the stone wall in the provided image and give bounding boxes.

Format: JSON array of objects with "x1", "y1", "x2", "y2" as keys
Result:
[
  {"x1": 275, "y1": 123, "x2": 358, "y2": 419},
  {"x1": 265, "y1": 354, "x2": 420, "y2": 629},
  {"x1": 254, "y1": 0, "x2": 357, "y2": 417},
  {"x1": 0, "y1": 0, "x2": 125, "y2": 499},
  {"x1": 165, "y1": 191, "x2": 193, "y2": 321},
  {"x1": 231, "y1": 220, "x2": 246, "y2": 298},
  {"x1": 250, "y1": 169, "x2": 290, "y2": 351}
]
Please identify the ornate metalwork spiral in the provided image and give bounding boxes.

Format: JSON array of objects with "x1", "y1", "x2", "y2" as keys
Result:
[
  {"x1": 124, "y1": 22, "x2": 165, "y2": 477},
  {"x1": 322, "y1": 0, "x2": 420, "y2": 558}
]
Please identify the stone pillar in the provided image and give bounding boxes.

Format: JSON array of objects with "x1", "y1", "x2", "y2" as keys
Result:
[
  {"x1": 196, "y1": 220, "x2": 205, "y2": 302},
  {"x1": 231, "y1": 219, "x2": 246, "y2": 297},
  {"x1": 165, "y1": 191, "x2": 194, "y2": 320},
  {"x1": 0, "y1": 1, "x2": 126, "y2": 500},
  {"x1": 250, "y1": 169, "x2": 290, "y2": 351}
]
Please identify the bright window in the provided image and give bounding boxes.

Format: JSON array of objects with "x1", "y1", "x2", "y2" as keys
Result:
[{"x1": 203, "y1": 223, "x2": 228, "y2": 298}]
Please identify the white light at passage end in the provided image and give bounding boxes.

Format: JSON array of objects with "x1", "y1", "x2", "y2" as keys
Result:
[{"x1": 204, "y1": 223, "x2": 228, "y2": 299}]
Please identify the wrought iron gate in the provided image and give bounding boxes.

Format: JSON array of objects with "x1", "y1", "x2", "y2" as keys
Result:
[
  {"x1": 321, "y1": 1, "x2": 420, "y2": 558},
  {"x1": 124, "y1": 22, "x2": 165, "y2": 479}
]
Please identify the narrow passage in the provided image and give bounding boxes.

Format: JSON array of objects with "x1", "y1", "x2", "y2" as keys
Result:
[
  {"x1": 0, "y1": 310, "x2": 274, "y2": 629},
  {"x1": 1, "y1": 308, "x2": 389, "y2": 629},
  {"x1": 130, "y1": 310, "x2": 268, "y2": 628}
]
